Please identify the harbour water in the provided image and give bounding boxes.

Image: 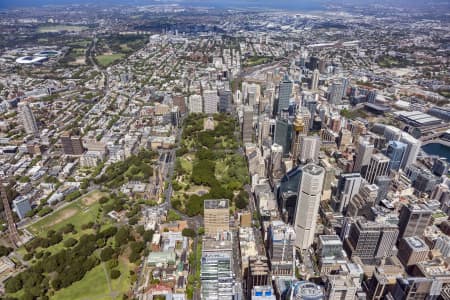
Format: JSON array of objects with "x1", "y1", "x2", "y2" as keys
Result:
[{"x1": 422, "y1": 143, "x2": 450, "y2": 161}]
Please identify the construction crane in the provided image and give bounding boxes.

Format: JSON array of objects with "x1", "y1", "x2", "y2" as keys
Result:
[{"x1": 0, "y1": 177, "x2": 20, "y2": 248}]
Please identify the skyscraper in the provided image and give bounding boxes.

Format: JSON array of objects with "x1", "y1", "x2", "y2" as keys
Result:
[
  {"x1": 327, "y1": 82, "x2": 344, "y2": 105},
  {"x1": 298, "y1": 135, "x2": 321, "y2": 164},
  {"x1": 242, "y1": 106, "x2": 254, "y2": 144},
  {"x1": 201, "y1": 250, "x2": 236, "y2": 300},
  {"x1": 294, "y1": 164, "x2": 325, "y2": 250},
  {"x1": 353, "y1": 137, "x2": 374, "y2": 174},
  {"x1": 397, "y1": 236, "x2": 429, "y2": 267},
  {"x1": 325, "y1": 275, "x2": 357, "y2": 300},
  {"x1": 277, "y1": 74, "x2": 293, "y2": 115},
  {"x1": 189, "y1": 94, "x2": 203, "y2": 113},
  {"x1": 334, "y1": 173, "x2": 363, "y2": 214},
  {"x1": 374, "y1": 176, "x2": 391, "y2": 204},
  {"x1": 432, "y1": 158, "x2": 449, "y2": 177},
  {"x1": 344, "y1": 219, "x2": 398, "y2": 260},
  {"x1": 383, "y1": 125, "x2": 402, "y2": 142},
  {"x1": 311, "y1": 69, "x2": 320, "y2": 91},
  {"x1": 346, "y1": 183, "x2": 379, "y2": 218},
  {"x1": 204, "y1": 199, "x2": 230, "y2": 237},
  {"x1": 391, "y1": 277, "x2": 433, "y2": 300},
  {"x1": 269, "y1": 144, "x2": 283, "y2": 180},
  {"x1": 267, "y1": 221, "x2": 295, "y2": 276},
  {"x1": 219, "y1": 89, "x2": 232, "y2": 113},
  {"x1": 303, "y1": 98, "x2": 317, "y2": 129},
  {"x1": 13, "y1": 196, "x2": 31, "y2": 220},
  {"x1": 203, "y1": 90, "x2": 219, "y2": 114},
  {"x1": 278, "y1": 166, "x2": 302, "y2": 224},
  {"x1": 399, "y1": 133, "x2": 421, "y2": 170},
  {"x1": 338, "y1": 129, "x2": 352, "y2": 150},
  {"x1": 364, "y1": 153, "x2": 390, "y2": 184},
  {"x1": 291, "y1": 112, "x2": 306, "y2": 163},
  {"x1": 386, "y1": 141, "x2": 407, "y2": 171},
  {"x1": 398, "y1": 204, "x2": 432, "y2": 240},
  {"x1": 274, "y1": 118, "x2": 293, "y2": 157},
  {"x1": 246, "y1": 257, "x2": 270, "y2": 297},
  {"x1": 18, "y1": 102, "x2": 38, "y2": 135}
]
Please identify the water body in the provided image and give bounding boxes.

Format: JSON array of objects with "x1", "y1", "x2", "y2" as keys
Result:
[
  {"x1": 0, "y1": 0, "x2": 324, "y2": 11},
  {"x1": 422, "y1": 143, "x2": 450, "y2": 161}
]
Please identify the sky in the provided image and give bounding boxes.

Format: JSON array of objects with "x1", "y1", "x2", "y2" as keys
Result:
[
  {"x1": 0, "y1": 0, "x2": 325, "y2": 10},
  {"x1": 0, "y1": 0, "x2": 445, "y2": 10}
]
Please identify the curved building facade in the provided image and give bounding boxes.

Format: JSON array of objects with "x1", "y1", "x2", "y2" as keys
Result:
[{"x1": 290, "y1": 281, "x2": 324, "y2": 300}]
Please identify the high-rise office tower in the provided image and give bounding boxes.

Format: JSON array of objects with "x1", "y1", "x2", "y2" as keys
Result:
[
  {"x1": 330, "y1": 116, "x2": 341, "y2": 133},
  {"x1": 353, "y1": 137, "x2": 374, "y2": 174},
  {"x1": 18, "y1": 102, "x2": 38, "y2": 135},
  {"x1": 334, "y1": 173, "x2": 363, "y2": 214},
  {"x1": 13, "y1": 196, "x2": 31, "y2": 220},
  {"x1": 391, "y1": 277, "x2": 433, "y2": 300},
  {"x1": 374, "y1": 176, "x2": 391, "y2": 204},
  {"x1": 413, "y1": 171, "x2": 439, "y2": 194},
  {"x1": 267, "y1": 221, "x2": 295, "y2": 276},
  {"x1": 344, "y1": 219, "x2": 398, "y2": 260},
  {"x1": 303, "y1": 98, "x2": 317, "y2": 129},
  {"x1": 219, "y1": 89, "x2": 232, "y2": 113},
  {"x1": 346, "y1": 183, "x2": 379, "y2": 218},
  {"x1": 204, "y1": 199, "x2": 230, "y2": 237},
  {"x1": 338, "y1": 129, "x2": 352, "y2": 150},
  {"x1": 432, "y1": 158, "x2": 449, "y2": 177},
  {"x1": 383, "y1": 125, "x2": 402, "y2": 142},
  {"x1": 327, "y1": 82, "x2": 344, "y2": 105},
  {"x1": 325, "y1": 275, "x2": 357, "y2": 300},
  {"x1": 278, "y1": 166, "x2": 302, "y2": 224},
  {"x1": 386, "y1": 141, "x2": 407, "y2": 171},
  {"x1": 294, "y1": 164, "x2": 325, "y2": 250},
  {"x1": 172, "y1": 95, "x2": 187, "y2": 115},
  {"x1": 258, "y1": 115, "x2": 271, "y2": 147},
  {"x1": 399, "y1": 133, "x2": 421, "y2": 170},
  {"x1": 320, "y1": 159, "x2": 335, "y2": 201},
  {"x1": 60, "y1": 132, "x2": 85, "y2": 155},
  {"x1": 317, "y1": 235, "x2": 347, "y2": 276},
  {"x1": 398, "y1": 204, "x2": 432, "y2": 240},
  {"x1": 298, "y1": 135, "x2": 321, "y2": 164},
  {"x1": 203, "y1": 90, "x2": 219, "y2": 114},
  {"x1": 431, "y1": 183, "x2": 450, "y2": 204},
  {"x1": 242, "y1": 106, "x2": 254, "y2": 144},
  {"x1": 277, "y1": 74, "x2": 293, "y2": 115},
  {"x1": 274, "y1": 118, "x2": 293, "y2": 157},
  {"x1": 311, "y1": 69, "x2": 320, "y2": 91},
  {"x1": 341, "y1": 78, "x2": 349, "y2": 99},
  {"x1": 397, "y1": 236, "x2": 429, "y2": 267},
  {"x1": 367, "y1": 90, "x2": 377, "y2": 103},
  {"x1": 201, "y1": 251, "x2": 236, "y2": 300},
  {"x1": 189, "y1": 94, "x2": 203, "y2": 113},
  {"x1": 242, "y1": 82, "x2": 261, "y2": 106},
  {"x1": 246, "y1": 257, "x2": 270, "y2": 297},
  {"x1": 291, "y1": 112, "x2": 306, "y2": 162},
  {"x1": 269, "y1": 144, "x2": 283, "y2": 179},
  {"x1": 364, "y1": 153, "x2": 390, "y2": 184}
]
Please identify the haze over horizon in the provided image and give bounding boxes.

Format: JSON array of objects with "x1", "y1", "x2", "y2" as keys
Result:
[{"x1": 0, "y1": 0, "x2": 444, "y2": 10}]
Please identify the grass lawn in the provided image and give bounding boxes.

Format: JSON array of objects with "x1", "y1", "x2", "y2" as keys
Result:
[
  {"x1": 51, "y1": 257, "x2": 133, "y2": 300},
  {"x1": 120, "y1": 44, "x2": 132, "y2": 52},
  {"x1": 68, "y1": 40, "x2": 91, "y2": 47},
  {"x1": 37, "y1": 24, "x2": 88, "y2": 33},
  {"x1": 27, "y1": 190, "x2": 107, "y2": 236},
  {"x1": 96, "y1": 54, "x2": 125, "y2": 67},
  {"x1": 179, "y1": 156, "x2": 193, "y2": 172}
]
